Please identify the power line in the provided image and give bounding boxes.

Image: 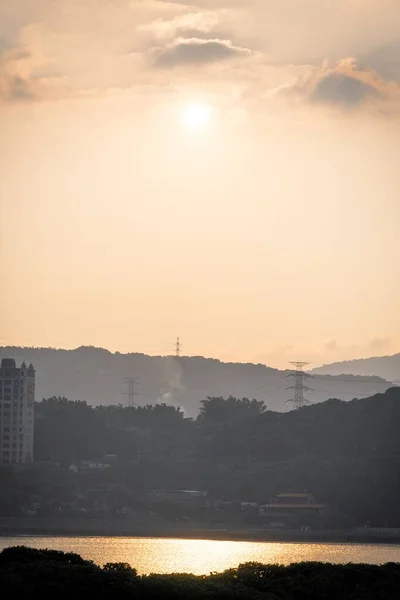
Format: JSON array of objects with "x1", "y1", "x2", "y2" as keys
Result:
[
  {"x1": 313, "y1": 375, "x2": 389, "y2": 384},
  {"x1": 311, "y1": 388, "x2": 384, "y2": 396}
]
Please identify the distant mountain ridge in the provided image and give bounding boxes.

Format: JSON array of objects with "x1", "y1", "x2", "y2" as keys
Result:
[
  {"x1": 0, "y1": 346, "x2": 393, "y2": 416},
  {"x1": 312, "y1": 352, "x2": 400, "y2": 382}
]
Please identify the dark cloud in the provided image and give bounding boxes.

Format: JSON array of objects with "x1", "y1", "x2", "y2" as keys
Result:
[
  {"x1": 6, "y1": 75, "x2": 35, "y2": 101},
  {"x1": 0, "y1": 43, "x2": 36, "y2": 102},
  {"x1": 276, "y1": 58, "x2": 400, "y2": 110},
  {"x1": 361, "y1": 43, "x2": 400, "y2": 82},
  {"x1": 154, "y1": 37, "x2": 250, "y2": 67},
  {"x1": 310, "y1": 72, "x2": 379, "y2": 106}
]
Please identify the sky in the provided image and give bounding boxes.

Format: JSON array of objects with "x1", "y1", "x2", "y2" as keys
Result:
[{"x1": 1, "y1": 0, "x2": 400, "y2": 368}]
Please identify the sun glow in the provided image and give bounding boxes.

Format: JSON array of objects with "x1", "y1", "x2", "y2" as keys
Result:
[{"x1": 181, "y1": 103, "x2": 211, "y2": 132}]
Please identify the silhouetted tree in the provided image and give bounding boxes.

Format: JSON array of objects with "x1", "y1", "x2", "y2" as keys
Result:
[{"x1": 198, "y1": 396, "x2": 266, "y2": 423}]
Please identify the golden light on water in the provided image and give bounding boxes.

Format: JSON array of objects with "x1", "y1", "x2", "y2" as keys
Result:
[{"x1": 2, "y1": 537, "x2": 400, "y2": 574}]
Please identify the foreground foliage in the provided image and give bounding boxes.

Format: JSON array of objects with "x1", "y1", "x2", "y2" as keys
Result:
[{"x1": 0, "y1": 546, "x2": 400, "y2": 599}]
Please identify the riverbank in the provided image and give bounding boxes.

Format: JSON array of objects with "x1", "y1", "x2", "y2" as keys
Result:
[{"x1": 1, "y1": 517, "x2": 400, "y2": 545}]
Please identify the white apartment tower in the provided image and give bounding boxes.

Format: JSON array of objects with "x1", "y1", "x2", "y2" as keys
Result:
[{"x1": 0, "y1": 358, "x2": 35, "y2": 464}]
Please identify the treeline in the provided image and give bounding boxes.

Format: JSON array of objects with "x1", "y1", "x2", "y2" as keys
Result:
[
  {"x1": 2, "y1": 388, "x2": 400, "y2": 525},
  {"x1": 33, "y1": 390, "x2": 400, "y2": 466},
  {"x1": 1, "y1": 546, "x2": 400, "y2": 598},
  {"x1": 0, "y1": 346, "x2": 391, "y2": 413}
]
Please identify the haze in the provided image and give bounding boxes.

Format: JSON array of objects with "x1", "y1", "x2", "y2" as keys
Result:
[{"x1": 1, "y1": 0, "x2": 400, "y2": 368}]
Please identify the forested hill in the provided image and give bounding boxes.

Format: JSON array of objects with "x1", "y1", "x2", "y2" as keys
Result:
[
  {"x1": 0, "y1": 346, "x2": 393, "y2": 416},
  {"x1": 28, "y1": 388, "x2": 400, "y2": 525},
  {"x1": 312, "y1": 352, "x2": 400, "y2": 383}
]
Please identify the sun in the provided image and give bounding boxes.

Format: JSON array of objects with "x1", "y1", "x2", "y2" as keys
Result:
[{"x1": 181, "y1": 103, "x2": 211, "y2": 132}]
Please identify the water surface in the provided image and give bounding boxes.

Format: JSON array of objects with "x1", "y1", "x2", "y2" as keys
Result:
[{"x1": 1, "y1": 536, "x2": 399, "y2": 575}]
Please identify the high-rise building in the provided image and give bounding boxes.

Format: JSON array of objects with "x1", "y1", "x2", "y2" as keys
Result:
[{"x1": 0, "y1": 358, "x2": 35, "y2": 464}]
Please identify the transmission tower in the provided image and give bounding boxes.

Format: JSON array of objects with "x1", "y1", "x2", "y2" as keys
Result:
[
  {"x1": 123, "y1": 377, "x2": 140, "y2": 407},
  {"x1": 175, "y1": 337, "x2": 181, "y2": 358},
  {"x1": 286, "y1": 361, "x2": 313, "y2": 409}
]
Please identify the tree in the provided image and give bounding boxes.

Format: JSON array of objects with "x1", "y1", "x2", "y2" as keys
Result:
[{"x1": 198, "y1": 397, "x2": 266, "y2": 424}]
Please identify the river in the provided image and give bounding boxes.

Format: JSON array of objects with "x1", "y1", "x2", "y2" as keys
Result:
[{"x1": 1, "y1": 536, "x2": 400, "y2": 574}]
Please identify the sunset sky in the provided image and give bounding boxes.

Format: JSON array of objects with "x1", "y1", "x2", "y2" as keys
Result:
[{"x1": 1, "y1": 0, "x2": 400, "y2": 368}]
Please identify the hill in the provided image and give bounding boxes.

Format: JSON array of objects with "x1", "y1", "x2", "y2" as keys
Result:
[
  {"x1": 312, "y1": 353, "x2": 400, "y2": 383},
  {"x1": 0, "y1": 346, "x2": 393, "y2": 416},
  {"x1": 3, "y1": 388, "x2": 400, "y2": 527}
]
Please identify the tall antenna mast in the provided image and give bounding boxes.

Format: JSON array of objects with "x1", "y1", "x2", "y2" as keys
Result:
[
  {"x1": 175, "y1": 337, "x2": 181, "y2": 358},
  {"x1": 124, "y1": 377, "x2": 140, "y2": 407},
  {"x1": 286, "y1": 361, "x2": 312, "y2": 409}
]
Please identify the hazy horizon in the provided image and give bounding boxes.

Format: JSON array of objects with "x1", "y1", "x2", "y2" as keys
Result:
[
  {"x1": 1, "y1": 342, "x2": 399, "y2": 373},
  {"x1": 2, "y1": 1, "x2": 400, "y2": 369}
]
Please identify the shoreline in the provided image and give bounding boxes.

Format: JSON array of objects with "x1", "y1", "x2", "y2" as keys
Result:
[{"x1": 1, "y1": 518, "x2": 400, "y2": 546}]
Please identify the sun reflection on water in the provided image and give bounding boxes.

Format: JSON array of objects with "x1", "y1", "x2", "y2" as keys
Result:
[{"x1": 1, "y1": 536, "x2": 400, "y2": 575}]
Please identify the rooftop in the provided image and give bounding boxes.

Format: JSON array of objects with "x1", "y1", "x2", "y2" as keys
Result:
[
  {"x1": 144, "y1": 490, "x2": 206, "y2": 496},
  {"x1": 261, "y1": 503, "x2": 327, "y2": 509},
  {"x1": 276, "y1": 493, "x2": 314, "y2": 498},
  {"x1": 1, "y1": 358, "x2": 16, "y2": 369}
]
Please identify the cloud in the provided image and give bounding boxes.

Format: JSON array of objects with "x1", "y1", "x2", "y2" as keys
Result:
[
  {"x1": 310, "y1": 72, "x2": 379, "y2": 106},
  {"x1": 325, "y1": 340, "x2": 338, "y2": 351},
  {"x1": 279, "y1": 58, "x2": 400, "y2": 110},
  {"x1": 361, "y1": 42, "x2": 400, "y2": 82},
  {"x1": 369, "y1": 337, "x2": 392, "y2": 354},
  {"x1": 0, "y1": 24, "x2": 75, "y2": 103},
  {"x1": 0, "y1": 44, "x2": 35, "y2": 102},
  {"x1": 1, "y1": 1, "x2": 399, "y2": 110},
  {"x1": 5, "y1": 74, "x2": 35, "y2": 101},
  {"x1": 324, "y1": 338, "x2": 393, "y2": 359},
  {"x1": 138, "y1": 9, "x2": 231, "y2": 39},
  {"x1": 154, "y1": 37, "x2": 251, "y2": 67},
  {"x1": 257, "y1": 336, "x2": 396, "y2": 370}
]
